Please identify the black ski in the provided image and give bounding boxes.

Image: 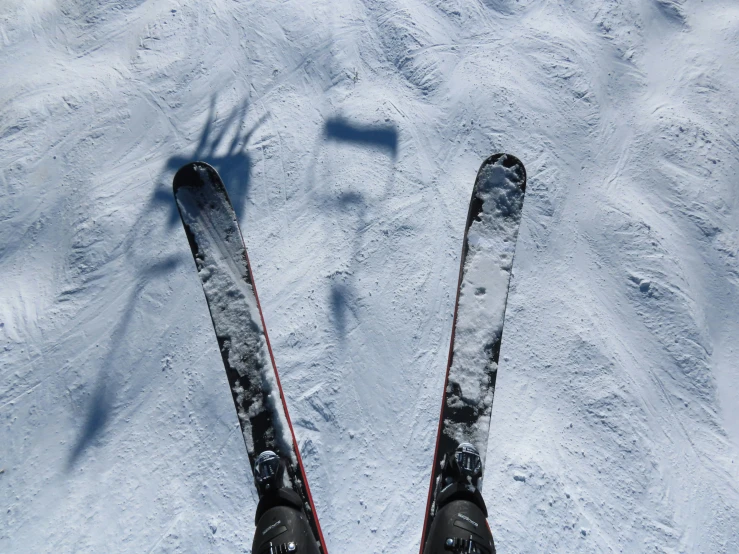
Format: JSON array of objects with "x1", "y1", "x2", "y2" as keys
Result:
[
  {"x1": 173, "y1": 162, "x2": 327, "y2": 553},
  {"x1": 419, "y1": 154, "x2": 527, "y2": 554}
]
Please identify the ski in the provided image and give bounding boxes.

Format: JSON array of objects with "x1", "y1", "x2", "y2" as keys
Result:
[
  {"x1": 173, "y1": 162, "x2": 327, "y2": 554},
  {"x1": 419, "y1": 154, "x2": 527, "y2": 554}
]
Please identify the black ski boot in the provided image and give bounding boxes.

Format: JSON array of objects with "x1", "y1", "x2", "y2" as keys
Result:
[
  {"x1": 252, "y1": 451, "x2": 320, "y2": 554},
  {"x1": 423, "y1": 443, "x2": 495, "y2": 554}
]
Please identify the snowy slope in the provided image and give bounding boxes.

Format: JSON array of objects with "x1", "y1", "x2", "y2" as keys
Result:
[{"x1": 1, "y1": 0, "x2": 738, "y2": 552}]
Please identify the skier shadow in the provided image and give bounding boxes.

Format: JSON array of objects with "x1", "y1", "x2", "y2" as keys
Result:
[
  {"x1": 152, "y1": 97, "x2": 267, "y2": 226},
  {"x1": 66, "y1": 256, "x2": 181, "y2": 470},
  {"x1": 66, "y1": 376, "x2": 111, "y2": 470},
  {"x1": 67, "y1": 98, "x2": 266, "y2": 470},
  {"x1": 320, "y1": 117, "x2": 398, "y2": 340}
]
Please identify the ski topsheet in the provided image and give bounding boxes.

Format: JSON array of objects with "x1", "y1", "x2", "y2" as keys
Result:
[
  {"x1": 173, "y1": 162, "x2": 327, "y2": 553},
  {"x1": 420, "y1": 154, "x2": 527, "y2": 552}
]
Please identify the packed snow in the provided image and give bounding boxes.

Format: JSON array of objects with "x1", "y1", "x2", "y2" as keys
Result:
[{"x1": 1, "y1": 1, "x2": 738, "y2": 553}]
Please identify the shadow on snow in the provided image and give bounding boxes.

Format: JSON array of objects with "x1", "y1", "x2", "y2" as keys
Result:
[
  {"x1": 320, "y1": 117, "x2": 398, "y2": 341},
  {"x1": 152, "y1": 97, "x2": 267, "y2": 227},
  {"x1": 323, "y1": 116, "x2": 398, "y2": 159}
]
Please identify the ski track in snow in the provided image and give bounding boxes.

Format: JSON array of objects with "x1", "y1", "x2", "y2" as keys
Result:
[{"x1": 1, "y1": 0, "x2": 738, "y2": 552}]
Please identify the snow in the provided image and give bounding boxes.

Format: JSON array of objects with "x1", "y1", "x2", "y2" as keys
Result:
[{"x1": 1, "y1": 1, "x2": 739, "y2": 553}]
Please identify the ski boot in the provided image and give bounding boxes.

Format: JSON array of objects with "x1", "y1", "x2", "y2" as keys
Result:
[
  {"x1": 423, "y1": 443, "x2": 495, "y2": 554},
  {"x1": 252, "y1": 451, "x2": 320, "y2": 554}
]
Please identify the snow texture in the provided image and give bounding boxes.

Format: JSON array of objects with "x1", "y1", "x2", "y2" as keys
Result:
[
  {"x1": 445, "y1": 156, "x2": 525, "y2": 469},
  {"x1": 174, "y1": 163, "x2": 295, "y2": 475},
  {"x1": 1, "y1": 0, "x2": 739, "y2": 552}
]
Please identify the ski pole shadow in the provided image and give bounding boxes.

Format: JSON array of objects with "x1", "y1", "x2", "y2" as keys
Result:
[{"x1": 152, "y1": 96, "x2": 267, "y2": 226}]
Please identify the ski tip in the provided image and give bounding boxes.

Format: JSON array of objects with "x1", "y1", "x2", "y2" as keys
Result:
[
  {"x1": 479, "y1": 153, "x2": 527, "y2": 192},
  {"x1": 172, "y1": 161, "x2": 218, "y2": 195}
]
